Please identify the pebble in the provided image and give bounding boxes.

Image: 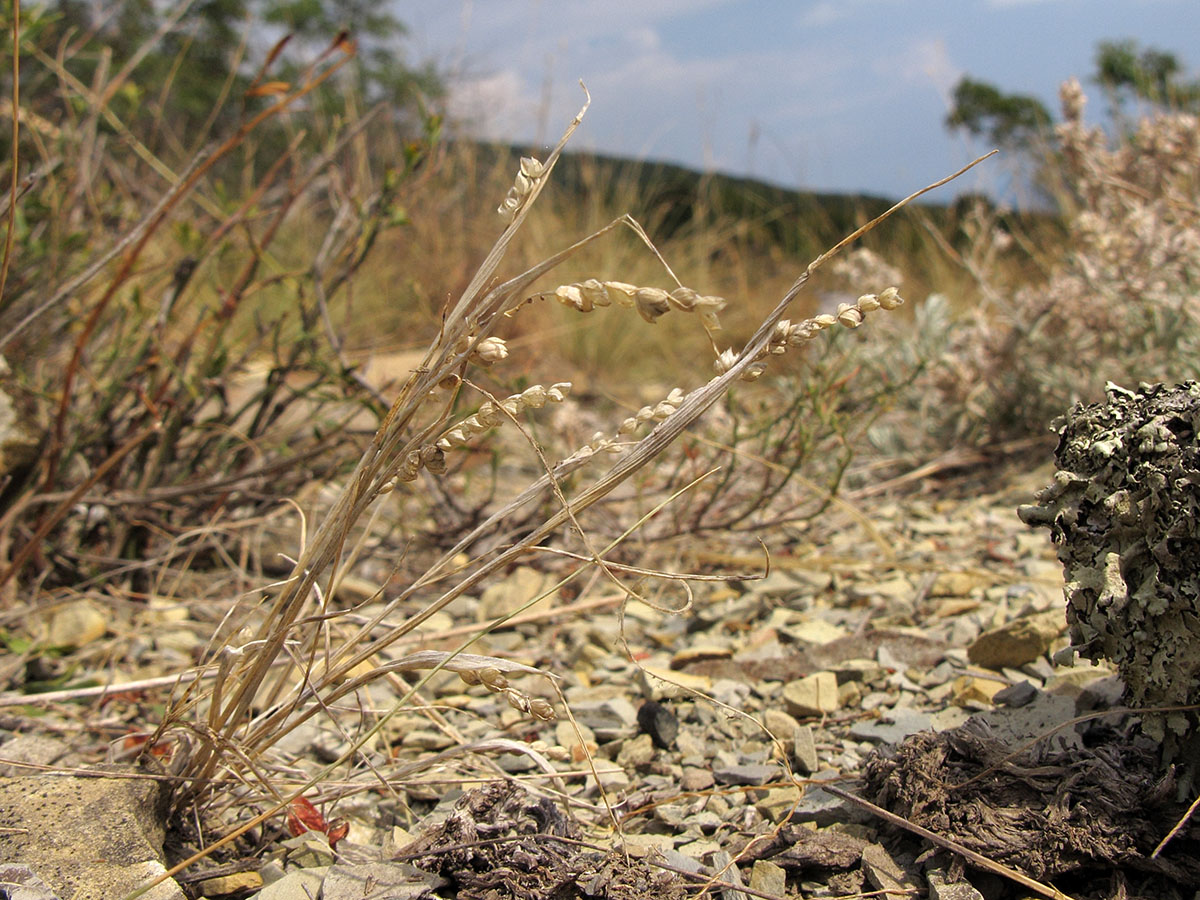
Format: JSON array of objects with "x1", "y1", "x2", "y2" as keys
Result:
[
  {"x1": 755, "y1": 786, "x2": 801, "y2": 822},
  {"x1": 793, "y1": 725, "x2": 820, "y2": 774},
  {"x1": 750, "y1": 860, "x2": 787, "y2": 895},
  {"x1": 713, "y1": 763, "x2": 780, "y2": 786},
  {"x1": 927, "y1": 869, "x2": 986, "y2": 899},
  {"x1": 951, "y1": 675, "x2": 1004, "y2": 706},
  {"x1": 786, "y1": 620, "x2": 849, "y2": 645},
  {"x1": 670, "y1": 646, "x2": 732, "y2": 668},
  {"x1": 930, "y1": 572, "x2": 984, "y2": 597},
  {"x1": 680, "y1": 766, "x2": 715, "y2": 792},
  {"x1": 199, "y1": 872, "x2": 263, "y2": 896},
  {"x1": 478, "y1": 566, "x2": 557, "y2": 620},
  {"x1": 790, "y1": 774, "x2": 871, "y2": 827},
  {"x1": 861, "y1": 843, "x2": 917, "y2": 897},
  {"x1": 830, "y1": 659, "x2": 885, "y2": 684},
  {"x1": 622, "y1": 834, "x2": 675, "y2": 858},
  {"x1": 556, "y1": 720, "x2": 598, "y2": 762},
  {"x1": 837, "y1": 681, "x2": 862, "y2": 708},
  {"x1": 322, "y1": 862, "x2": 444, "y2": 900},
  {"x1": 783, "y1": 672, "x2": 839, "y2": 717},
  {"x1": 849, "y1": 707, "x2": 934, "y2": 744},
  {"x1": 637, "y1": 700, "x2": 679, "y2": 748},
  {"x1": 677, "y1": 837, "x2": 722, "y2": 859},
  {"x1": 760, "y1": 708, "x2": 797, "y2": 754},
  {"x1": 44, "y1": 601, "x2": 108, "y2": 648},
  {"x1": 570, "y1": 697, "x2": 639, "y2": 741},
  {"x1": 616, "y1": 733, "x2": 655, "y2": 769},
  {"x1": 1045, "y1": 664, "x2": 1114, "y2": 697},
  {"x1": 993, "y1": 680, "x2": 1038, "y2": 707},
  {"x1": 258, "y1": 868, "x2": 328, "y2": 900},
  {"x1": 968, "y1": 611, "x2": 1064, "y2": 668}
]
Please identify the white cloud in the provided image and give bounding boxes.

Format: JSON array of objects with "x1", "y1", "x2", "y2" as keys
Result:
[
  {"x1": 799, "y1": 2, "x2": 846, "y2": 27},
  {"x1": 891, "y1": 37, "x2": 962, "y2": 101},
  {"x1": 443, "y1": 69, "x2": 533, "y2": 141}
]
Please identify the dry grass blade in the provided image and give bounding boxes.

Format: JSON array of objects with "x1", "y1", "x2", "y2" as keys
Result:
[{"x1": 130, "y1": 82, "x2": 995, "y2": 891}]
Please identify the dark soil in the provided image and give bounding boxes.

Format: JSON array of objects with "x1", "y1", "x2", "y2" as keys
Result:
[{"x1": 862, "y1": 718, "x2": 1200, "y2": 899}]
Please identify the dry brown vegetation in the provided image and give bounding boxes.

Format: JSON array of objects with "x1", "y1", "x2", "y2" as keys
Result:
[{"x1": 1, "y1": 12, "x2": 1198, "y2": 900}]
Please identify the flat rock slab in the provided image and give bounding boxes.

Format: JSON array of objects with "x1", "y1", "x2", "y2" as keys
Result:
[
  {"x1": 0, "y1": 769, "x2": 184, "y2": 900},
  {"x1": 849, "y1": 708, "x2": 934, "y2": 745}
]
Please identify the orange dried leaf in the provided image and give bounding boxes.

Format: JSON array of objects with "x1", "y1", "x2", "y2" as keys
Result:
[
  {"x1": 286, "y1": 796, "x2": 327, "y2": 836},
  {"x1": 326, "y1": 819, "x2": 349, "y2": 849}
]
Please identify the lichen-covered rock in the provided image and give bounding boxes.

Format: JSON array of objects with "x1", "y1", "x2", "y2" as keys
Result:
[{"x1": 1018, "y1": 381, "x2": 1200, "y2": 780}]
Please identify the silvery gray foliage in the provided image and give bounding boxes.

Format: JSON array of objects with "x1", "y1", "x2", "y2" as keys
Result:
[{"x1": 1019, "y1": 381, "x2": 1200, "y2": 782}]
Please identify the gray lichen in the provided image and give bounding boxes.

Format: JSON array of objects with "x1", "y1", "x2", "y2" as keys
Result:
[{"x1": 1018, "y1": 382, "x2": 1200, "y2": 779}]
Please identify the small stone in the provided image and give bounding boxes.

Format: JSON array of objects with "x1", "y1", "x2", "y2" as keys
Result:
[
  {"x1": 710, "y1": 851, "x2": 749, "y2": 900},
  {"x1": 793, "y1": 725, "x2": 819, "y2": 774},
  {"x1": 676, "y1": 838, "x2": 721, "y2": 859},
  {"x1": 713, "y1": 763, "x2": 780, "y2": 786},
  {"x1": 783, "y1": 672, "x2": 839, "y2": 717},
  {"x1": 763, "y1": 709, "x2": 800, "y2": 756},
  {"x1": 258, "y1": 868, "x2": 328, "y2": 900},
  {"x1": 680, "y1": 766, "x2": 715, "y2": 792},
  {"x1": 785, "y1": 620, "x2": 848, "y2": 645},
  {"x1": 570, "y1": 697, "x2": 639, "y2": 741},
  {"x1": 951, "y1": 675, "x2": 1004, "y2": 706},
  {"x1": 849, "y1": 576, "x2": 912, "y2": 603},
  {"x1": 993, "y1": 680, "x2": 1038, "y2": 707},
  {"x1": 930, "y1": 707, "x2": 971, "y2": 730},
  {"x1": 637, "y1": 700, "x2": 678, "y2": 749},
  {"x1": 1045, "y1": 664, "x2": 1114, "y2": 697},
  {"x1": 402, "y1": 730, "x2": 455, "y2": 751},
  {"x1": 279, "y1": 833, "x2": 336, "y2": 868},
  {"x1": 622, "y1": 834, "x2": 675, "y2": 858},
  {"x1": 755, "y1": 786, "x2": 801, "y2": 822},
  {"x1": 861, "y1": 843, "x2": 917, "y2": 897},
  {"x1": 44, "y1": 601, "x2": 108, "y2": 648},
  {"x1": 685, "y1": 810, "x2": 722, "y2": 834},
  {"x1": 322, "y1": 862, "x2": 444, "y2": 900},
  {"x1": 199, "y1": 872, "x2": 263, "y2": 896},
  {"x1": 849, "y1": 707, "x2": 934, "y2": 745},
  {"x1": 652, "y1": 804, "x2": 688, "y2": 827},
  {"x1": 927, "y1": 869, "x2": 986, "y2": 900},
  {"x1": 750, "y1": 860, "x2": 787, "y2": 896},
  {"x1": 670, "y1": 645, "x2": 732, "y2": 668},
  {"x1": 837, "y1": 681, "x2": 862, "y2": 708},
  {"x1": 0, "y1": 734, "x2": 70, "y2": 776},
  {"x1": 478, "y1": 566, "x2": 557, "y2": 621},
  {"x1": 930, "y1": 572, "x2": 983, "y2": 597},
  {"x1": 791, "y1": 777, "x2": 871, "y2": 827},
  {"x1": 556, "y1": 720, "x2": 597, "y2": 762},
  {"x1": 1076, "y1": 674, "x2": 1125, "y2": 711},
  {"x1": 616, "y1": 733, "x2": 655, "y2": 769},
  {"x1": 829, "y1": 659, "x2": 885, "y2": 684},
  {"x1": 968, "y1": 611, "x2": 1063, "y2": 669}
]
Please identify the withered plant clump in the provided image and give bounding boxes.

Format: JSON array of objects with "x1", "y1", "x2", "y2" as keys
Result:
[
  {"x1": 931, "y1": 78, "x2": 1200, "y2": 443},
  {"x1": 1019, "y1": 381, "x2": 1200, "y2": 784}
]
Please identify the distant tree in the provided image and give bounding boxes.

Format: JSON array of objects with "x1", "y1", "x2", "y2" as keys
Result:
[
  {"x1": 1094, "y1": 39, "x2": 1200, "y2": 114},
  {"x1": 7, "y1": 0, "x2": 440, "y2": 151},
  {"x1": 260, "y1": 0, "x2": 442, "y2": 109},
  {"x1": 945, "y1": 77, "x2": 1054, "y2": 152}
]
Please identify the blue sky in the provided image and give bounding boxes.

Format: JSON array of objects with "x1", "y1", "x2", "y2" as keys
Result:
[{"x1": 392, "y1": 1, "x2": 1198, "y2": 203}]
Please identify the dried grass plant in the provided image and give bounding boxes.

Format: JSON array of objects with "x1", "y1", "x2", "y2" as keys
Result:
[{"x1": 123, "y1": 82, "x2": 994, "y2": 886}]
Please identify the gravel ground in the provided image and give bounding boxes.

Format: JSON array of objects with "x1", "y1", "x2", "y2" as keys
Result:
[{"x1": 8, "y1": 463, "x2": 1195, "y2": 899}]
